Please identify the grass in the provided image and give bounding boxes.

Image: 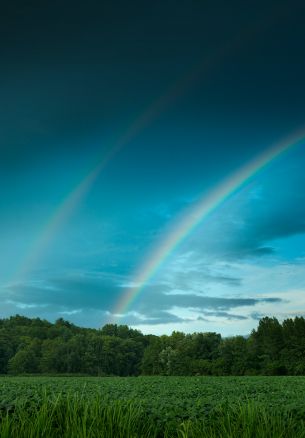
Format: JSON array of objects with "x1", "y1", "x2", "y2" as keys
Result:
[
  {"x1": 0, "y1": 394, "x2": 155, "y2": 438},
  {"x1": 1, "y1": 377, "x2": 305, "y2": 436},
  {"x1": 178, "y1": 403, "x2": 305, "y2": 438},
  {"x1": 0, "y1": 394, "x2": 305, "y2": 437}
]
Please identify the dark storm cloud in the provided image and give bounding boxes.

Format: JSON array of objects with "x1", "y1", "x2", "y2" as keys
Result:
[{"x1": 2, "y1": 0, "x2": 305, "y2": 170}]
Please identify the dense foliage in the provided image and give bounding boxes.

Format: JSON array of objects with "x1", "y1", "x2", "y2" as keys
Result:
[
  {"x1": 1, "y1": 315, "x2": 305, "y2": 375},
  {"x1": 1, "y1": 376, "x2": 305, "y2": 437}
]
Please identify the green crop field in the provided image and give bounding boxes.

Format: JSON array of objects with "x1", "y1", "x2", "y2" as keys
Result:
[{"x1": 1, "y1": 376, "x2": 305, "y2": 437}]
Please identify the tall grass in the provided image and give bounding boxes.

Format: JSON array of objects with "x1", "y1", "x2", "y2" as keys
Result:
[
  {"x1": 0, "y1": 394, "x2": 155, "y2": 438},
  {"x1": 0, "y1": 395, "x2": 304, "y2": 437},
  {"x1": 177, "y1": 403, "x2": 305, "y2": 438}
]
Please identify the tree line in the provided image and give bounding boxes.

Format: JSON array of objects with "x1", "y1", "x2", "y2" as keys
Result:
[{"x1": 0, "y1": 314, "x2": 305, "y2": 376}]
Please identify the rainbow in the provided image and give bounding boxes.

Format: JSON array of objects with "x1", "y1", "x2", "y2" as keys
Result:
[
  {"x1": 12, "y1": 34, "x2": 242, "y2": 283},
  {"x1": 13, "y1": 103, "x2": 166, "y2": 281},
  {"x1": 113, "y1": 128, "x2": 305, "y2": 319},
  {"x1": 12, "y1": 16, "x2": 268, "y2": 284},
  {"x1": 14, "y1": 145, "x2": 119, "y2": 281},
  {"x1": 13, "y1": 67, "x2": 207, "y2": 282}
]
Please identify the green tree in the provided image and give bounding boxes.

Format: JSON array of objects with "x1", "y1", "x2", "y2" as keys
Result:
[{"x1": 250, "y1": 317, "x2": 285, "y2": 374}]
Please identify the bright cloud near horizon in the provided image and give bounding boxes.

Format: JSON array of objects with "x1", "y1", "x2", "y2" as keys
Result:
[{"x1": 1, "y1": 0, "x2": 305, "y2": 336}]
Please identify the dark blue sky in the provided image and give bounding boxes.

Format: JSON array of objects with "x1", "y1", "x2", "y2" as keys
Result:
[{"x1": 1, "y1": 0, "x2": 305, "y2": 334}]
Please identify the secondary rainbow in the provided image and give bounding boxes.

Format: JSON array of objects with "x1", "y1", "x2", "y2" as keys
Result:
[
  {"x1": 12, "y1": 47, "x2": 223, "y2": 283},
  {"x1": 113, "y1": 129, "x2": 305, "y2": 319},
  {"x1": 13, "y1": 104, "x2": 164, "y2": 282},
  {"x1": 14, "y1": 55, "x2": 214, "y2": 282},
  {"x1": 12, "y1": 22, "x2": 264, "y2": 284}
]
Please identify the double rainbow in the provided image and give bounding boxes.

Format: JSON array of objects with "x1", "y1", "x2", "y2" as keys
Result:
[{"x1": 13, "y1": 14, "x2": 276, "y2": 284}]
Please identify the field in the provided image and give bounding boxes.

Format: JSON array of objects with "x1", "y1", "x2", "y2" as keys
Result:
[{"x1": 1, "y1": 376, "x2": 305, "y2": 437}]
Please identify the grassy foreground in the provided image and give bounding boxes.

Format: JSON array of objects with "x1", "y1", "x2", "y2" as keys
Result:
[
  {"x1": 1, "y1": 376, "x2": 305, "y2": 437},
  {"x1": 0, "y1": 395, "x2": 304, "y2": 438}
]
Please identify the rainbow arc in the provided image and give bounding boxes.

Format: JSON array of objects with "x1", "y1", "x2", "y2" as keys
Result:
[{"x1": 112, "y1": 129, "x2": 305, "y2": 319}]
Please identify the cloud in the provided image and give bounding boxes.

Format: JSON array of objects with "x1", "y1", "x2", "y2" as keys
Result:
[
  {"x1": 1, "y1": 220, "x2": 304, "y2": 335},
  {"x1": 0, "y1": 264, "x2": 284, "y2": 330},
  {"x1": 173, "y1": 175, "x2": 305, "y2": 264},
  {"x1": 119, "y1": 310, "x2": 191, "y2": 326},
  {"x1": 250, "y1": 311, "x2": 265, "y2": 321},
  {"x1": 198, "y1": 311, "x2": 248, "y2": 321},
  {"x1": 112, "y1": 281, "x2": 283, "y2": 325},
  {"x1": 1, "y1": 270, "x2": 123, "y2": 316}
]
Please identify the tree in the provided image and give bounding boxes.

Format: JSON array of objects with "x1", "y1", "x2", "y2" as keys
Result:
[
  {"x1": 250, "y1": 317, "x2": 285, "y2": 374},
  {"x1": 8, "y1": 340, "x2": 41, "y2": 374},
  {"x1": 219, "y1": 336, "x2": 249, "y2": 375}
]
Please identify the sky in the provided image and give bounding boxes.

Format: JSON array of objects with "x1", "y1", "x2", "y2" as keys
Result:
[{"x1": 1, "y1": 0, "x2": 305, "y2": 336}]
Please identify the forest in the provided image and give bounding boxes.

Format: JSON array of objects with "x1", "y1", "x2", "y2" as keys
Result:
[{"x1": 0, "y1": 315, "x2": 304, "y2": 376}]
